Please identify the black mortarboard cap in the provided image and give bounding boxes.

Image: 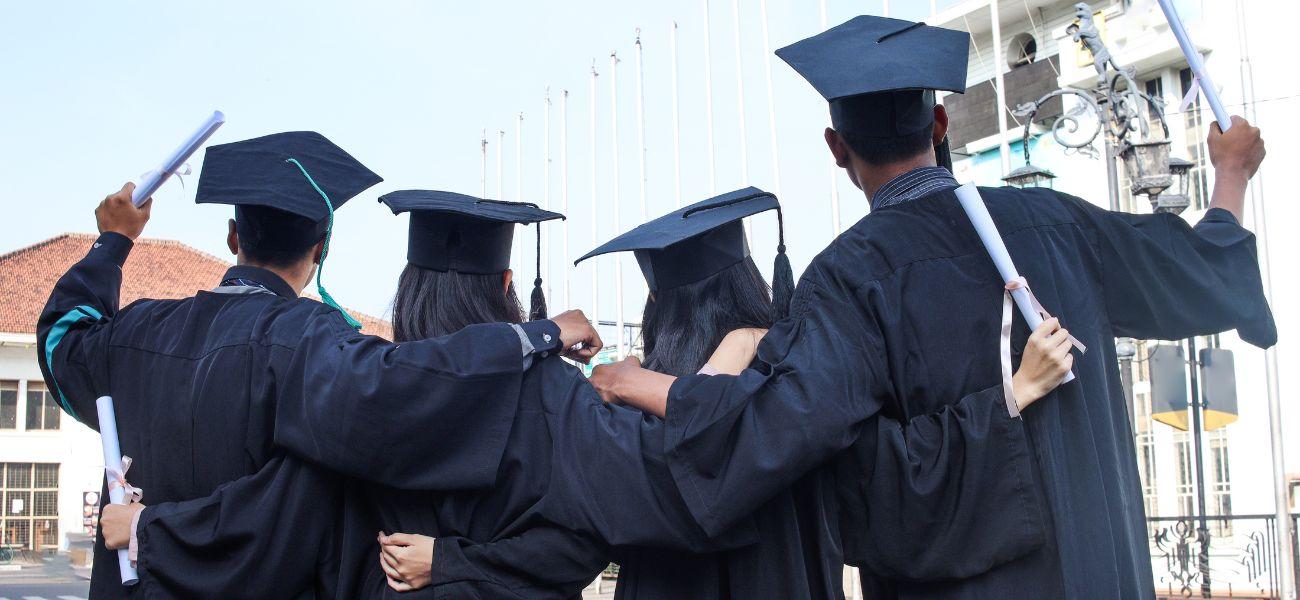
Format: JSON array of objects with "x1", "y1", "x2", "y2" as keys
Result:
[
  {"x1": 576, "y1": 187, "x2": 794, "y2": 319},
  {"x1": 380, "y1": 190, "x2": 564, "y2": 320},
  {"x1": 776, "y1": 16, "x2": 970, "y2": 138},
  {"x1": 196, "y1": 131, "x2": 382, "y2": 329}
]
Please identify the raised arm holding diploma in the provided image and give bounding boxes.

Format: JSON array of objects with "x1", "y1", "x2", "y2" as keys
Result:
[
  {"x1": 131, "y1": 110, "x2": 225, "y2": 207},
  {"x1": 1156, "y1": 0, "x2": 1232, "y2": 131}
]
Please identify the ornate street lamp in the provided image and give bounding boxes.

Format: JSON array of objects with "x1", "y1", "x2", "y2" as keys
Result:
[
  {"x1": 1150, "y1": 156, "x2": 1195, "y2": 214},
  {"x1": 1002, "y1": 163, "x2": 1057, "y2": 188},
  {"x1": 1120, "y1": 139, "x2": 1174, "y2": 198}
]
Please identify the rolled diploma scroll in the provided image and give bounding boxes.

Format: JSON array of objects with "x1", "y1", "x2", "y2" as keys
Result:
[
  {"x1": 1155, "y1": 0, "x2": 1232, "y2": 131},
  {"x1": 954, "y1": 183, "x2": 1075, "y2": 384},
  {"x1": 96, "y1": 396, "x2": 139, "y2": 585},
  {"x1": 131, "y1": 110, "x2": 227, "y2": 207}
]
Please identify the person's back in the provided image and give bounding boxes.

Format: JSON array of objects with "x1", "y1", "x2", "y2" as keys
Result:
[
  {"x1": 40, "y1": 137, "x2": 600, "y2": 599},
  {"x1": 828, "y1": 183, "x2": 1271, "y2": 598},
  {"x1": 345, "y1": 191, "x2": 722, "y2": 599}
]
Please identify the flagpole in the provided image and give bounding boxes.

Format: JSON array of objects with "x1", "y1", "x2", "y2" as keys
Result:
[
  {"x1": 820, "y1": 0, "x2": 842, "y2": 234},
  {"x1": 671, "y1": 21, "x2": 683, "y2": 208},
  {"x1": 731, "y1": 0, "x2": 752, "y2": 239},
  {"x1": 561, "y1": 89, "x2": 571, "y2": 310},
  {"x1": 610, "y1": 51, "x2": 626, "y2": 359},
  {"x1": 496, "y1": 129, "x2": 505, "y2": 201},
  {"x1": 759, "y1": 0, "x2": 781, "y2": 196},
  {"x1": 703, "y1": 0, "x2": 717, "y2": 195},
  {"x1": 635, "y1": 31, "x2": 649, "y2": 225},
  {"x1": 480, "y1": 129, "x2": 488, "y2": 198},
  {"x1": 543, "y1": 89, "x2": 553, "y2": 302},
  {"x1": 515, "y1": 112, "x2": 525, "y2": 273},
  {"x1": 589, "y1": 61, "x2": 601, "y2": 338},
  {"x1": 635, "y1": 30, "x2": 651, "y2": 319}
]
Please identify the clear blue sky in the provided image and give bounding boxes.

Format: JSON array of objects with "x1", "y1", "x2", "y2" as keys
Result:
[{"x1": 1, "y1": 0, "x2": 957, "y2": 321}]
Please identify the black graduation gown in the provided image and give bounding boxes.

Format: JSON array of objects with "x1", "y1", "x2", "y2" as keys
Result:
[
  {"x1": 131, "y1": 354, "x2": 754, "y2": 599},
  {"x1": 334, "y1": 356, "x2": 759, "y2": 599},
  {"x1": 35, "y1": 232, "x2": 558, "y2": 599},
  {"x1": 661, "y1": 186, "x2": 1274, "y2": 599},
  {"x1": 612, "y1": 465, "x2": 842, "y2": 600}
]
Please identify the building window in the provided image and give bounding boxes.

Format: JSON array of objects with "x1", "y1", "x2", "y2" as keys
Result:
[
  {"x1": 1209, "y1": 429, "x2": 1233, "y2": 536},
  {"x1": 0, "y1": 382, "x2": 16, "y2": 430},
  {"x1": 1174, "y1": 433, "x2": 1195, "y2": 517},
  {"x1": 25, "y1": 382, "x2": 59, "y2": 431},
  {"x1": 1178, "y1": 68, "x2": 1212, "y2": 211},
  {"x1": 1008, "y1": 33, "x2": 1037, "y2": 69},
  {"x1": 1, "y1": 463, "x2": 59, "y2": 550}
]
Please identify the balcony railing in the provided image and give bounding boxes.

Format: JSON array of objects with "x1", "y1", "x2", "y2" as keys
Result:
[{"x1": 1147, "y1": 514, "x2": 1298, "y2": 599}]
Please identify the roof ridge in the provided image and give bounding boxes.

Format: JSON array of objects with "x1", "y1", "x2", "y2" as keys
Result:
[{"x1": 0, "y1": 232, "x2": 80, "y2": 264}]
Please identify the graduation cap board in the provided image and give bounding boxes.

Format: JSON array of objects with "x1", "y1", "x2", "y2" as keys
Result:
[
  {"x1": 576, "y1": 187, "x2": 794, "y2": 319},
  {"x1": 776, "y1": 15, "x2": 971, "y2": 167},
  {"x1": 196, "y1": 131, "x2": 383, "y2": 328},
  {"x1": 379, "y1": 189, "x2": 565, "y2": 320}
]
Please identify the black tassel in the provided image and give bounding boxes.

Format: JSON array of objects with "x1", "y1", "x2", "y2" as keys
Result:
[
  {"x1": 772, "y1": 208, "x2": 795, "y2": 321},
  {"x1": 935, "y1": 135, "x2": 953, "y2": 172},
  {"x1": 529, "y1": 224, "x2": 548, "y2": 321}
]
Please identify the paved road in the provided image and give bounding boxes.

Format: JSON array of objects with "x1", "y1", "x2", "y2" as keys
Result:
[{"x1": 0, "y1": 553, "x2": 88, "y2": 600}]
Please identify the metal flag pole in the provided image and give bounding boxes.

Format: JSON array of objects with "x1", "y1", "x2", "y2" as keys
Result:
[
  {"x1": 671, "y1": 21, "x2": 683, "y2": 208},
  {"x1": 515, "y1": 112, "x2": 525, "y2": 273},
  {"x1": 635, "y1": 31, "x2": 649, "y2": 226},
  {"x1": 543, "y1": 89, "x2": 553, "y2": 302},
  {"x1": 731, "y1": 0, "x2": 753, "y2": 239},
  {"x1": 610, "y1": 51, "x2": 626, "y2": 359},
  {"x1": 480, "y1": 129, "x2": 488, "y2": 198},
  {"x1": 703, "y1": 0, "x2": 718, "y2": 195},
  {"x1": 635, "y1": 30, "x2": 651, "y2": 317},
  {"x1": 759, "y1": 0, "x2": 781, "y2": 196},
  {"x1": 820, "y1": 0, "x2": 842, "y2": 234},
  {"x1": 589, "y1": 61, "x2": 601, "y2": 337},
  {"x1": 561, "y1": 89, "x2": 572, "y2": 310},
  {"x1": 496, "y1": 129, "x2": 505, "y2": 201}
]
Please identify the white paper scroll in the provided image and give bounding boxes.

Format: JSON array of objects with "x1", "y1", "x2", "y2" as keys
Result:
[
  {"x1": 954, "y1": 183, "x2": 1076, "y2": 384},
  {"x1": 131, "y1": 110, "x2": 226, "y2": 207},
  {"x1": 1155, "y1": 0, "x2": 1232, "y2": 132},
  {"x1": 96, "y1": 396, "x2": 139, "y2": 586}
]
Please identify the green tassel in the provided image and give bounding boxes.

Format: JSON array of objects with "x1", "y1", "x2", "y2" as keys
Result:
[{"x1": 285, "y1": 158, "x2": 363, "y2": 331}]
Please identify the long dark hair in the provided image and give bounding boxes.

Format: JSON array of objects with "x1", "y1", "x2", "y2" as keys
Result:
[
  {"x1": 640, "y1": 257, "x2": 774, "y2": 378},
  {"x1": 392, "y1": 264, "x2": 524, "y2": 343}
]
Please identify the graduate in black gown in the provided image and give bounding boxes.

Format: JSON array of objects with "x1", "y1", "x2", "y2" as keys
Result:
[
  {"x1": 589, "y1": 16, "x2": 1275, "y2": 600},
  {"x1": 324, "y1": 190, "x2": 762, "y2": 598},
  {"x1": 37, "y1": 132, "x2": 602, "y2": 599},
  {"x1": 572, "y1": 188, "x2": 843, "y2": 600}
]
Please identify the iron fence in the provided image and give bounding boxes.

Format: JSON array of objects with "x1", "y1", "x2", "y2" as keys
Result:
[{"x1": 1147, "y1": 514, "x2": 1299, "y2": 599}]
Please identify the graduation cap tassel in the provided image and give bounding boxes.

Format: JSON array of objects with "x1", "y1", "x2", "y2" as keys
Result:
[
  {"x1": 772, "y1": 207, "x2": 795, "y2": 321},
  {"x1": 284, "y1": 158, "x2": 364, "y2": 331},
  {"x1": 529, "y1": 224, "x2": 548, "y2": 321}
]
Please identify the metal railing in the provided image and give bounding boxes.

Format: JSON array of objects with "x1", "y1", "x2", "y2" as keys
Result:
[{"x1": 1147, "y1": 514, "x2": 1299, "y2": 599}]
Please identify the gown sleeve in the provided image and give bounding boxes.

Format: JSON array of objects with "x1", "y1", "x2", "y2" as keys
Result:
[
  {"x1": 843, "y1": 385, "x2": 1046, "y2": 580},
  {"x1": 1075, "y1": 198, "x2": 1276, "y2": 348},
  {"x1": 34, "y1": 232, "x2": 133, "y2": 427},
  {"x1": 132, "y1": 454, "x2": 343, "y2": 600},
  {"x1": 426, "y1": 528, "x2": 608, "y2": 600},
  {"x1": 660, "y1": 270, "x2": 1047, "y2": 577},
  {"x1": 270, "y1": 314, "x2": 563, "y2": 491}
]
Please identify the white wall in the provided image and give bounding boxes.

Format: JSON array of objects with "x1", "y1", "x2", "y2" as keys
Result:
[{"x1": 0, "y1": 341, "x2": 103, "y2": 551}]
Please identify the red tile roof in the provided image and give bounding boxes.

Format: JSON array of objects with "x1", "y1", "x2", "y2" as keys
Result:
[{"x1": 0, "y1": 233, "x2": 391, "y2": 339}]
